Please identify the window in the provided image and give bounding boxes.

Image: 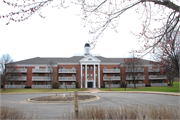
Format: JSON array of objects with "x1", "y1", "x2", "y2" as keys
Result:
[
  {"x1": 8, "y1": 82, "x2": 14, "y2": 85},
  {"x1": 104, "y1": 67, "x2": 107, "y2": 69},
  {"x1": 34, "y1": 82, "x2": 38, "y2": 85},
  {"x1": 87, "y1": 66, "x2": 89, "y2": 71},
  {"x1": 104, "y1": 74, "x2": 107, "y2": 77},
  {"x1": 138, "y1": 81, "x2": 142, "y2": 84},
  {"x1": 69, "y1": 83, "x2": 71, "y2": 85},
  {"x1": 87, "y1": 74, "x2": 89, "y2": 78},
  {"x1": 72, "y1": 67, "x2": 75, "y2": 69},
  {"x1": 113, "y1": 74, "x2": 118, "y2": 77},
  {"x1": 113, "y1": 81, "x2": 118, "y2": 84},
  {"x1": 91, "y1": 74, "x2": 93, "y2": 78},
  {"x1": 88, "y1": 58, "x2": 92, "y2": 60},
  {"x1": 72, "y1": 82, "x2": 75, "y2": 85},
  {"x1": 35, "y1": 74, "x2": 39, "y2": 76},
  {"x1": 82, "y1": 66, "x2": 84, "y2": 71},
  {"x1": 21, "y1": 82, "x2": 26, "y2": 85},
  {"x1": 91, "y1": 66, "x2": 93, "y2": 71},
  {"x1": 41, "y1": 83, "x2": 44, "y2": 85},
  {"x1": 82, "y1": 74, "x2": 84, "y2": 78},
  {"x1": 45, "y1": 82, "x2": 50, "y2": 85},
  {"x1": 61, "y1": 74, "x2": 65, "y2": 77},
  {"x1": 22, "y1": 66, "x2": 26, "y2": 69},
  {"x1": 95, "y1": 74, "x2": 97, "y2": 78},
  {"x1": 96, "y1": 82, "x2": 97, "y2": 86},
  {"x1": 42, "y1": 67, "x2": 45, "y2": 69},
  {"x1": 72, "y1": 74, "x2": 75, "y2": 77},
  {"x1": 113, "y1": 67, "x2": 117, "y2": 69},
  {"x1": 22, "y1": 74, "x2": 26, "y2": 76},
  {"x1": 95, "y1": 66, "x2": 97, "y2": 71},
  {"x1": 61, "y1": 67, "x2": 65, "y2": 69},
  {"x1": 35, "y1": 66, "x2": 39, "y2": 69}
]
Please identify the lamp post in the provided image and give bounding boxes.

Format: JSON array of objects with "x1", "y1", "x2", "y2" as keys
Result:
[
  {"x1": 119, "y1": 63, "x2": 122, "y2": 88},
  {"x1": 125, "y1": 81, "x2": 126, "y2": 91}
]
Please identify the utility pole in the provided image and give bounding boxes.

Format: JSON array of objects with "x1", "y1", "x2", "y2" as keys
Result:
[{"x1": 74, "y1": 91, "x2": 78, "y2": 119}]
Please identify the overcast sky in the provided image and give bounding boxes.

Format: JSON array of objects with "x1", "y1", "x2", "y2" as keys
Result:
[{"x1": 0, "y1": 1, "x2": 166, "y2": 62}]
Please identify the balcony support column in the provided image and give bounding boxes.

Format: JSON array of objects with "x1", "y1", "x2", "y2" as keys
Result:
[{"x1": 85, "y1": 64, "x2": 87, "y2": 88}]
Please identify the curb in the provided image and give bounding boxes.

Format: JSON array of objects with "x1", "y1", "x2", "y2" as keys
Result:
[{"x1": 27, "y1": 95, "x2": 100, "y2": 103}]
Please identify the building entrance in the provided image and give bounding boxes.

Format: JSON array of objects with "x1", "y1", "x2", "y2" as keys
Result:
[{"x1": 88, "y1": 82, "x2": 93, "y2": 88}]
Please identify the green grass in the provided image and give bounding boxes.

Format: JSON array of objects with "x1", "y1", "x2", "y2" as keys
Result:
[
  {"x1": 99, "y1": 82, "x2": 179, "y2": 93},
  {"x1": 0, "y1": 88, "x2": 89, "y2": 94}
]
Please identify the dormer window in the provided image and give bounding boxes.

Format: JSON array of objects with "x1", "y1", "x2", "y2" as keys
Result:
[{"x1": 88, "y1": 58, "x2": 92, "y2": 60}]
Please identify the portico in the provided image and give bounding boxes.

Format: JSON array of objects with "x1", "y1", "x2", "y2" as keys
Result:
[{"x1": 80, "y1": 55, "x2": 101, "y2": 88}]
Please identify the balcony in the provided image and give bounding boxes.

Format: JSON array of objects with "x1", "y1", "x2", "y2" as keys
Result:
[
  {"x1": 32, "y1": 85, "x2": 51, "y2": 88},
  {"x1": 125, "y1": 68, "x2": 144, "y2": 72},
  {"x1": 58, "y1": 77, "x2": 76, "y2": 81},
  {"x1": 103, "y1": 69, "x2": 120, "y2": 73},
  {"x1": 32, "y1": 76, "x2": 52, "y2": 81},
  {"x1": 7, "y1": 76, "x2": 27, "y2": 81},
  {"x1": 148, "y1": 68, "x2": 161, "y2": 72},
  {"x1": 149, "y1": 75, "x2": 167, "y2": 80},
  {"x1": 126, "y1": 76, "x2": 145, "y2": 80},
  {"x1": 5, "y1": 85, "x2": 26, "y2": 88},
  {"x1": 150, "y1": 83, "x2": 167, "y2": 86},
  {"x1": 7, "y1": 68, "x2": 27, "y2": 73},
  {"x1": 32, "y1": 68, "x2": 52, "y2": 73},
  {"x1": 103, "y1": 76, "x2": 120, "y2": 81},
  {"x1": 58, "y1": 69, "x2": 76, "y2": 73}
]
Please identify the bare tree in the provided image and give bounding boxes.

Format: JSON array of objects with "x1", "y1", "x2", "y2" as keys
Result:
[
  {"x1": 48, "y1": 59, "x2": 54, "y2": 90},
  {"x1": 0, "y1": 54, "x2": 19, "y2": 91},
  {"x1": 106, "y1": 76, "x2": 112, "y2": 91},
  {"x1": 124, "y1": 52, "x2": 144, "y2": 88}
]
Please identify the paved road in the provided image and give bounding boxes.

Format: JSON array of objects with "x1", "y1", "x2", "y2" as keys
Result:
[{"x1": 1, "y1": 93, "x2": 179, "y2": 119}]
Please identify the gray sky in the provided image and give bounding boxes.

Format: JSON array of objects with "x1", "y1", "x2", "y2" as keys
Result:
[{"x1": 0, "y1": 0, "x2": 170, "y2": 62}]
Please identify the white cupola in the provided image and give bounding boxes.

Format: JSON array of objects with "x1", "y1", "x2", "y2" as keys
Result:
[{"x1": 84, "y1": 43, "x2": 90, "y2": 56}]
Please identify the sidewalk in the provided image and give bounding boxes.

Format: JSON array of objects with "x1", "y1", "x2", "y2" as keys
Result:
[{"x1": 88, "y1": 88, "x2": 101, "y2": 93}]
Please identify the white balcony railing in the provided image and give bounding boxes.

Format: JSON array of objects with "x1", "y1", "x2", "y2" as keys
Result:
[
  {"x1": 148, "y1": 68, "x2": 161, "y2": 72},
  {"x1": 59, "y1": 85, "x2": 76, "y2": 88},
  {"x1": 103, "y1": 69, "x2": 120, "y2": 73},
  {"x1": 58, "y1": 69, "x2": 76, "y2": 73},
  {"x1": 103, "y1": 76, "x2": 120, "y2": 81},
  {"x1": 32, "y1": 85, "x2": 51, "y2": 88},
  {"x1": 127, "y1": 83, "x2": 145, "y2": 87},
  {"x1": 5, "y1": 85, "x2": 26, "y2": 88},
  {"x1": 126, "y1": 68, "x2": 144, "y2": 72},
  {"x1": 7, "y1": 68, "x2": 27, "y2": 73},
  {"x1": 149, "y1": 75, "x2": 167, "y2": 79},
  {"x1": 7, "y1": 76, "x2": 27, "y2": 81},
  {"x1": 150, "y1": 83, "x2": 167, "y2": 86},
  {"x1": 126, "y1": 76, "x2": 145, "y2": 80},
  {"x1": 32, "y1": 76, "x2": 52, "y2": 81},
  {"x1": 105, "y1": 84, "x2": 120, "y2": 88},
  {"x1": 58, "y1": 77, "x2": 76, "y2": 81},
  {"x1": 32, "y1": 69, "x2": 52, "y2": 73}
]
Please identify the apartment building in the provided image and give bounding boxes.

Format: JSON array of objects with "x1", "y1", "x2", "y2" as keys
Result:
[{"x1": 5, "y1": 43, "x2": 168, "y2": 88}]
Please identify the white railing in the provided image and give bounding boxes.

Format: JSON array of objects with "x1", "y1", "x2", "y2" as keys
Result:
[
  {"x1": 5, "y1": 85, "x2": 26, "y2": 88},
  {"x1": 103, "y1": 76, "x2": 121, "y2": 81},
  {"x1": 148, "y1": 68, "x2": 160, "y2": 72},
  {"x1": 32, "y1": 69, "x2": 52, "y2": 73},
  {"x1": 58, "y1": 69, "x2": 76, "y2": 73},
  {"x1": 126, "y1": 76, "x2": 145, "y2": 80},
  {"x1": 7, "y1": 68, "x2": 27, "y2": 73},
  {"x1": 150, "y1": 83, "x2": 167, "y2": 86},
  {"x1": 32, "y1": 85, "x2": 51, "y2": 88},
  {"x1": 103, "y1": 69, "x2": 120, "y2": 73},
  {"x1": 105, "y1": 84, "x2": 120, "y2": 88},
  {"x1": 149, "y1": 75, "x2": 167, "y2": 79},
  {"x1": 126, "y1": 68, "x2": 144, "y2": 72},
  {"x1": 59, "y1": 85, "x2": 76, "y2": 88},
  {"x1": 58, "y1": 77, "x2": 76, "y2": 81},
  {"x1": 127, "y1": 83, "x2": 145, "y2": 87},
  {"x1": 32, "y1": 76, "x2": 52, "y2": 81},
  {"x1": 7, "y1": 76, "x2": 27, "y2": 81}
]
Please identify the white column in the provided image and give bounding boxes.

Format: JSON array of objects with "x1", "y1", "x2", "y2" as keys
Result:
[
  {"x1": 85, "y1": 64, "x2": 87, "y2": 88},
  {"x1": 81, "y1": 64, "x2": 82, "y2": 88},
  {"x1": 94, "y1": 64, "x2": 96, "y2": 88},
  {"x1": 98, "y1": 64, "x2": 100, "y2": 88}
]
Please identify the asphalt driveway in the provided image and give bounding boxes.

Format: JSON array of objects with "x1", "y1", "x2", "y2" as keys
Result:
[{"x1": 1, "y1": 93, "x2": 179, "y2": 119}]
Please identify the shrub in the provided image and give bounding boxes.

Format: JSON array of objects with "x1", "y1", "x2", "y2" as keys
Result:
[
  {"x1": 25, "y1": 86, "x2": 31, "y2": 89},
  {"x1": 120, "y1": 81, "x2": 126, "y2": 88},
  {"x1": 1, "y1": 85, "x2": 3, "y2": 88},
  {"x1": 62, "y1": 104, "x2": 180, "y2": 120},
  {"x1": 145, "y1": 85, "x2": 151, "y2": 87},
  {"x1": 1, "y1": 106, "x2": 38, "y2": 119},
  {"x1": 76, "y1": 82, "x2": 78, "y2": 88},
  {"x1": 52, "y1": 81, "x2": 60, "y2": 89},
  {"x1": 103, "y1": 82, "x2": 105, "y2": 88}
]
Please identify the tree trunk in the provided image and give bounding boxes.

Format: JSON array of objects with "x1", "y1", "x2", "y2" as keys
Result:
[{"x1": 133, "y1": 77, "x2": 136, "y2": 88}]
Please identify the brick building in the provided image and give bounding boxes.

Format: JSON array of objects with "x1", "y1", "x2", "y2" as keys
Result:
[{"x1": 5, "y1": 43, "x2": 168, "y2": 88}]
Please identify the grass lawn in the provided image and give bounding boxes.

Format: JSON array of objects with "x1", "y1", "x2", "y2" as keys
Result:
[
  {"x1": 0, "y1": 88, "x2": 89, "y2": 94},
  {"x1": 99, "y1": 82, "x2": 179, "y2": 93}
]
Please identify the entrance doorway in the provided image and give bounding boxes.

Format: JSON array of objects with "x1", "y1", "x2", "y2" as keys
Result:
[{"x1": 88, "y1": 82, "x2": 93, "y2": 88}]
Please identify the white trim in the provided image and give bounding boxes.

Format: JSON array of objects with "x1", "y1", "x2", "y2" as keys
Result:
[
  {"x1": 85, "y1": 64, "x2": 87, "y2": 88},
  {"x1": 14, "y1": 64, "x2": 57, "y2": 67},
  {"x1": 81, "y1": 64, "x2": 82, "y2": 88},
  {"x1": 98, "y1": 64, "x2": 100, "y2": 88},
  {"x1": 57, "y1": 63, "x2": 79, "y2": 65},
  {"x1": 94, "y1": 64, "x2": 96, "y2": 88}
]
